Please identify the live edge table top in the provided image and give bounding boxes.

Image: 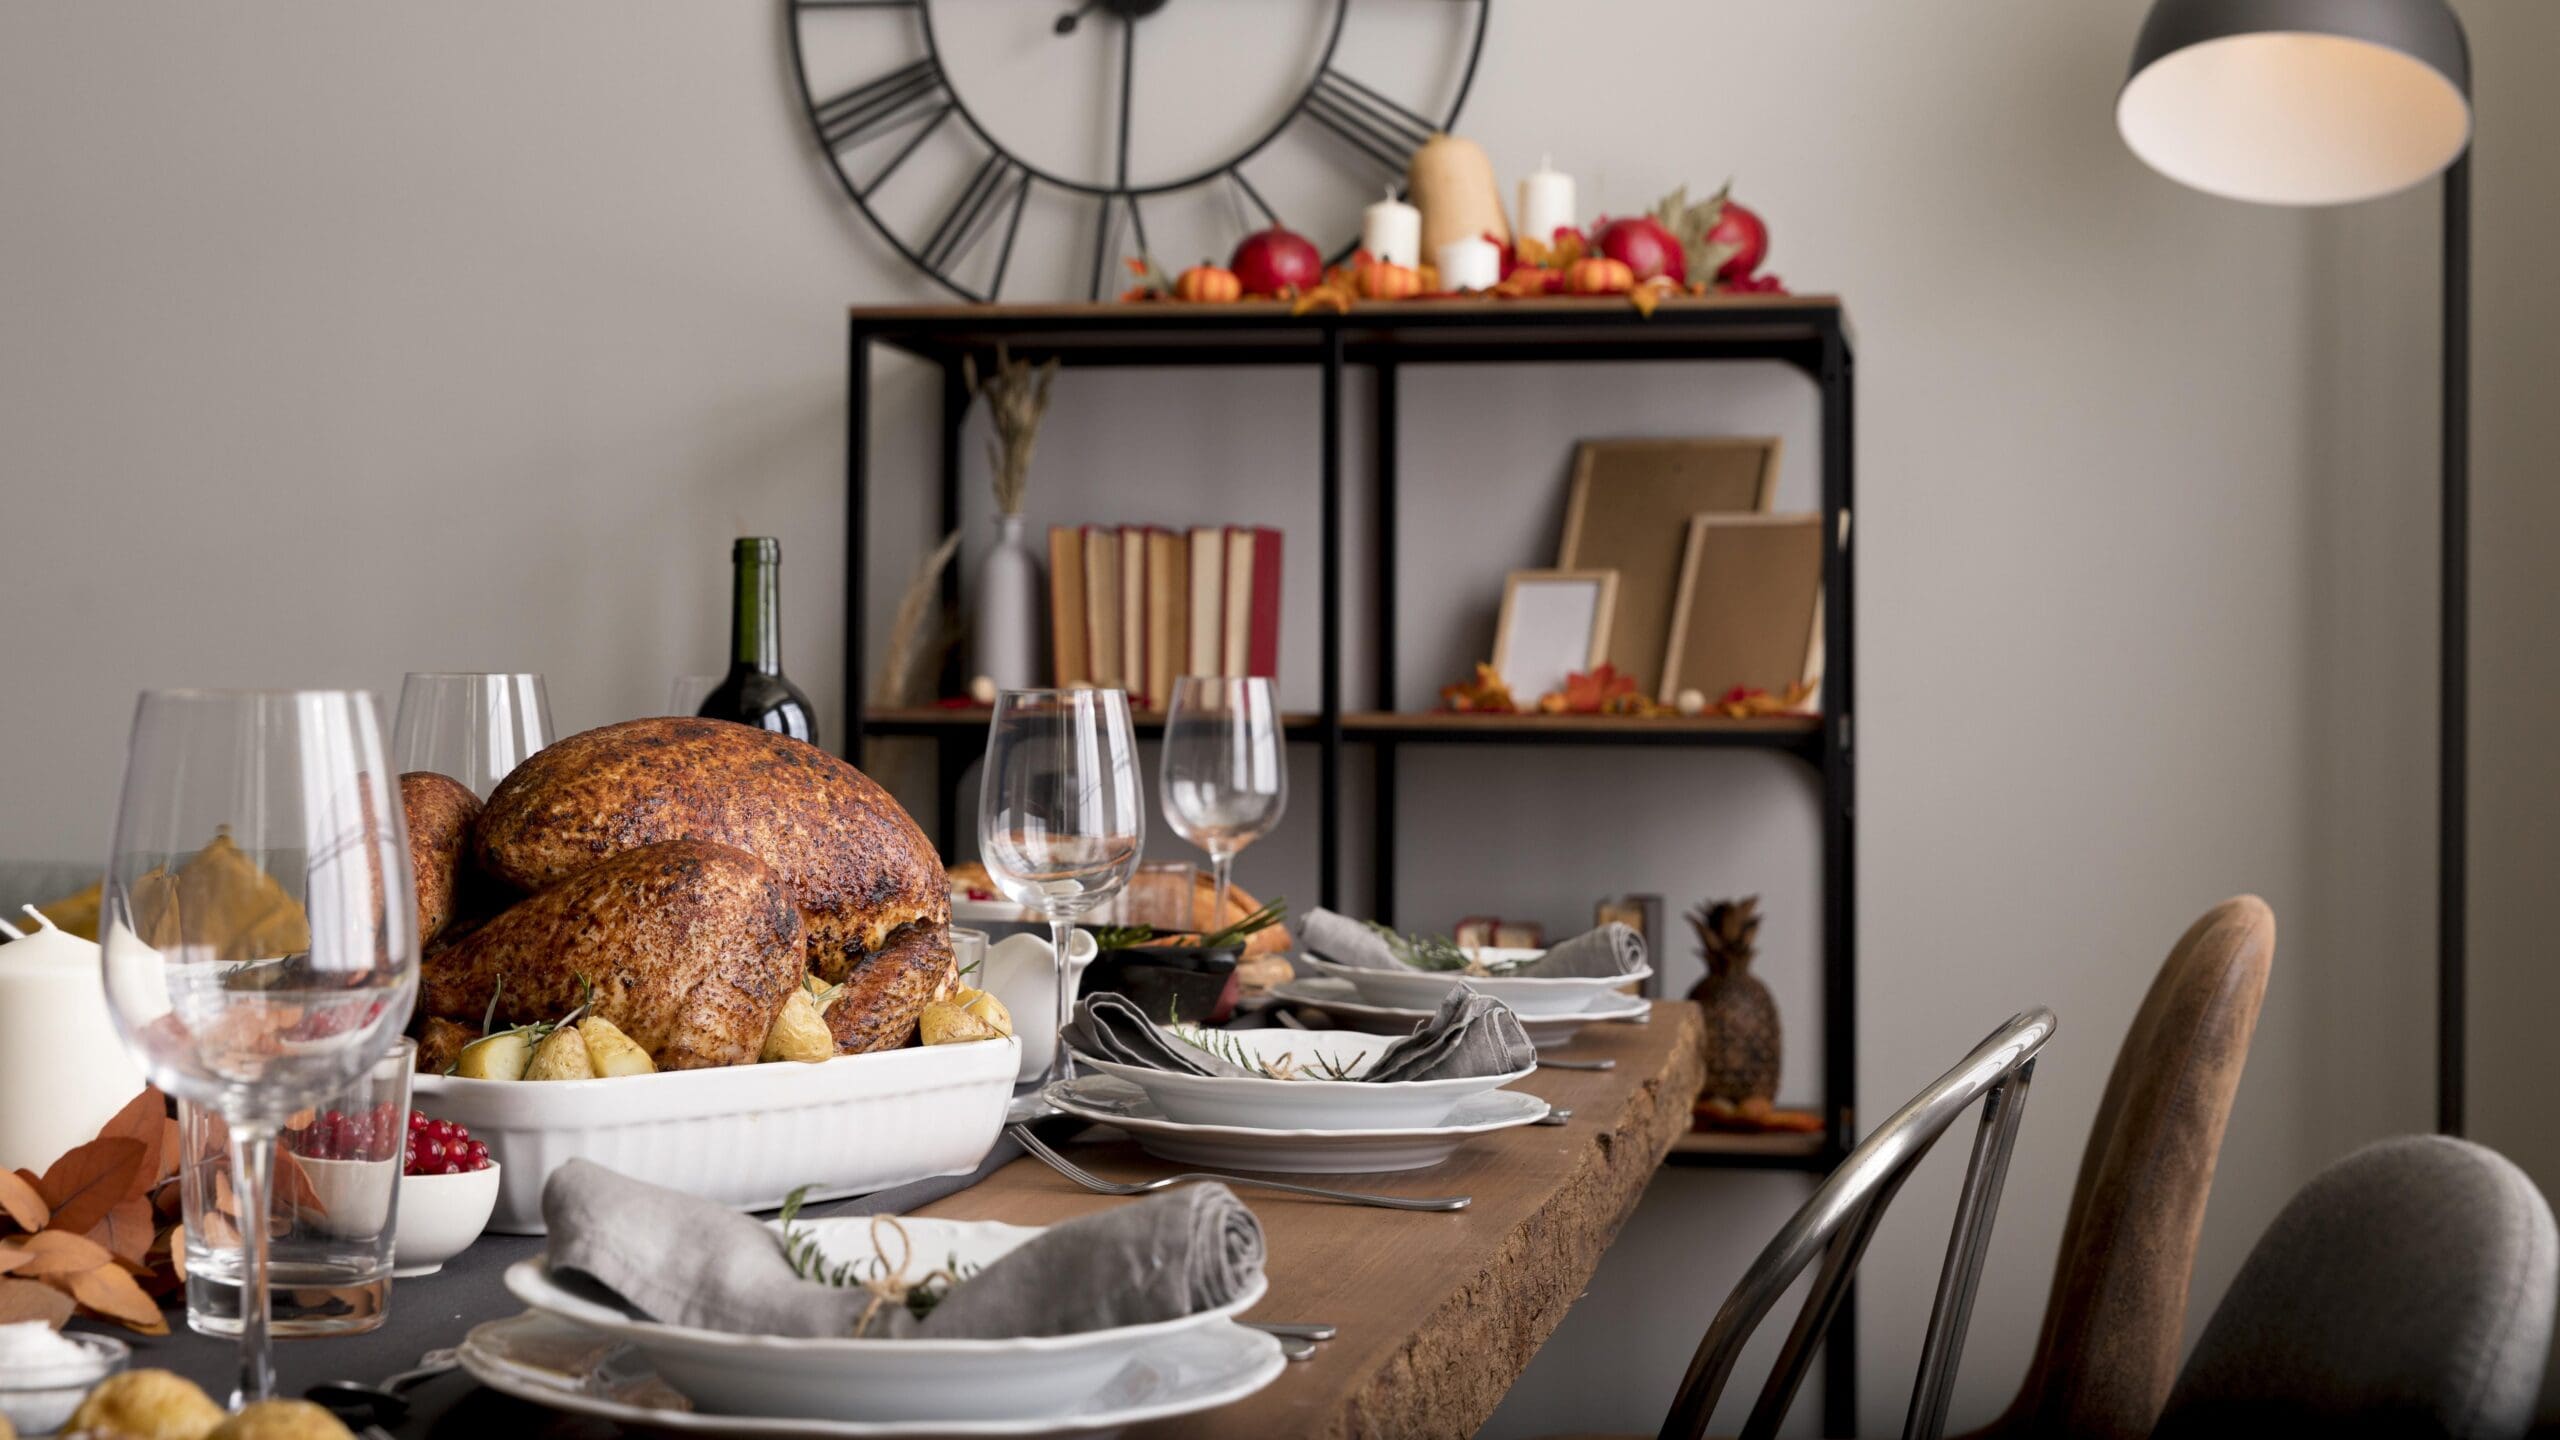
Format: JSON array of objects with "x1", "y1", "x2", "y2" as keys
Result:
[{"x1": 913, "y1": 1001, "x2": 1707, "y2": 1440}]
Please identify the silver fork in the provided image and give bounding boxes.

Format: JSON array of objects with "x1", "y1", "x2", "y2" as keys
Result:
[{"x1": 1008, "y1": 1125, "x2": 1470, "y2": 1211}]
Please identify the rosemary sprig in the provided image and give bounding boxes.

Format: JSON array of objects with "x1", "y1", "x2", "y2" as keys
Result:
[
  {"x1": 777, "y1": 1186, "x2": 978, "y2": 1319},
  {"x1": 1360, "y1": 921, "x2": 1533, "y2": 976},
  {"x1": 1091, "y1": 895, "x2": 1290, "y2": 953},
  {"x1": 1171, "y1": 1023, "x2": 1362, "y2": 1081}
]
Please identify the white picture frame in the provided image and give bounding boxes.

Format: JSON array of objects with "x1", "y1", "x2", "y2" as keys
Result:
[{"x1": 1492, "y1": 569, "x2": 1619, "y2": 703}]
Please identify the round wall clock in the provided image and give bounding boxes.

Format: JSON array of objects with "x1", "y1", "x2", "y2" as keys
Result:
[{"x1": 787, "y1": 0, "x2": 1490, "y2": 302}]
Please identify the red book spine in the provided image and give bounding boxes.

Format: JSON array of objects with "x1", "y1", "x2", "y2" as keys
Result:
[{"x1": 1246, "y1": 527, "x2": 1283, "y2": 678}]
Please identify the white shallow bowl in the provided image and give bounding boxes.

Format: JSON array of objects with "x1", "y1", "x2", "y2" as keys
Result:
[
  {"x1": 1047, "y1": 1074, "x2": 1549, "y2": 1173},
  {"x1": 1073, "y1": 1026, "x2": 1532, "y2": 1131},
  {"x1": 1304, "y1": 955, "x2": 1653, "y2": 1018},
  {"x1": 504, "y1": 1215, "x2": 1267, "y2": 1422},
  {"x1": 415, "y1": 1038, "x2": 1017, "y2": 1234},
  {"x1": 395, "y1": 1162, "x2": 501, "y2": 1276},
  {"x1": 0, "y1": 1331, "x2": 126, "y2": 1436},
  {"x1": 458, "y1": 1310, "x2": 1284, "y2": 1438},
  {"x1": 1269, "y1": 976, "x2": 1650, "y2": 1047}
]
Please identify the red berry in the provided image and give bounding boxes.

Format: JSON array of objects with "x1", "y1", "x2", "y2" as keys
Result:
[
  {"x1": 409, "y1": 1110, "x2": 429, "y2": 1131},
  {"x1": 465, "y1": 1141, "x2": 490, "y2": 1170}
]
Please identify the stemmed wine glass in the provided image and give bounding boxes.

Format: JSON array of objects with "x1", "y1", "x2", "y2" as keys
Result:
[
  {"x1": 101, "y1": 690, "x2": 418, "y2": 1405},
  {"x1": 1160, "y1": 677, "x2": 1288, "y2": 933},
  {"x1": 392, "y1": 672, "x2": 553, "y2": 799},
  {"x1": 977, "y1": 689, "x2": 1143, "y2": 1112}
]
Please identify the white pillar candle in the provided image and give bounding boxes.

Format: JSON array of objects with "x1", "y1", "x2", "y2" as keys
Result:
[
  {"x1": 1361, "y1": 188, "x2": 1422, "y2": 268},
  {"x1": 1435, "y1": 236, "x2": 1502, "y2": 292},
  {"x1": 1517, "y1": 157, "x2": 1577, "y2": 248}
]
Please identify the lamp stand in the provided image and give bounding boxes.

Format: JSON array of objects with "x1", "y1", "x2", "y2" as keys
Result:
[{"x1": 2439, "y1": 149, "x2": 2470, "y2": 1137}]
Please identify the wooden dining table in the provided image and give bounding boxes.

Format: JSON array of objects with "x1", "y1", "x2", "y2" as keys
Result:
[
  {"x1": 108, "y1": 1002, "x2": 1705, "y2": 1439},
  {"x1": 918, "y1": 1001, "x2": 1706, "y2": 1439}
]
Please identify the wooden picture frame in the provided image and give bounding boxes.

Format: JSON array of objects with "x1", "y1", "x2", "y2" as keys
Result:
[
  {"x1": 1492, "y1": 568, "x2": 1618, "y2": 703},
  {"x1": 1557, "y1": 437, "x2": 1782, "y2": 699},
  {"x1": 1658, "y1": 514, "x2": 1823, "y2": 704}
]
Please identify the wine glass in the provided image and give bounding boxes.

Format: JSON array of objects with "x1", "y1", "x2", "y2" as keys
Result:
[
  {"x1": 101, "y1": 690, "x2": 418, "y2": 1405},
  {"x1": 977, "y1": 689, "x2": 1143, "y2": 1110},
  {"x1": 1160, "y1": 676, "x2": 1288, "y2": 934},
  {"x1": 392, "y1": 672, "x2": 553, "y2": 799}
]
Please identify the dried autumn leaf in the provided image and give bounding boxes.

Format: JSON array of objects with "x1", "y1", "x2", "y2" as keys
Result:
[
  {"x1": 0, "y1": 1276, "x2": 74, "y2": 1328},
  {"x1": 0, "y1": 1241, "x2": 27, "y2": 1274},
  {"x1": 158, "y1": 1116, "x2": 182, "y2": 1184},
  {"x1": 0, "y1": 1170, "x2": 46, "y2": 1231},
  {"x1": 99, "y1": 1090, "x2": 169, "y2": 1192},
  {"x1": 275, "y1": 1150, "x2": 327, "y2": 1219},
  {"x1": 38, "y1": 1137, "x2": 145, "y2": 1235},
  {"x1": 65, "y1": 1262, "x2": 167, "y2": 1334},
  {"x1": 17, "y1": 1229, "x2": 114, "y2": 1276},
  {"x1": 91, "y1": 1197, "x2": 155, "y2": 1266}
]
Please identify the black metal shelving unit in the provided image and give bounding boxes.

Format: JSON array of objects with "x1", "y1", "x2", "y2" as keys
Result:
[{"x1": 842, "y1": 295, "x2": 1859, "y2": 1434}]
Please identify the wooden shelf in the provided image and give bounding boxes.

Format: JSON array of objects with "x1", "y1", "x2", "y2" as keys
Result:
[
  {"x1": 861, "y1": 706, "x2": 1816, "y2": 752},
  {"x1": 1664, "y1": 1129, "x2": 1833, "y2": 1170}
]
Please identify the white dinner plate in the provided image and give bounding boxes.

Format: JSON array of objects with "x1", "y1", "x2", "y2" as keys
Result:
[
  {"x1": 457, "y1": 1311, "x2": 1285, "y2": 1438},
  {"x1": 1072, "y1": 1025, "x2": 1533, "y2": 1130},
  {"x1": 1046, "y1": 1074, "x2": 1549, "y2": 1173},
  {"x1": 1268, "y1": 976, "x2": 1650, "y2": 1048},
  {"x1": 503, "y1": 1215, "x2": 1267, "y2": 1422},
  {"x1": 1303, "y1": 955, "x2": 1654, "y2": 1018}
]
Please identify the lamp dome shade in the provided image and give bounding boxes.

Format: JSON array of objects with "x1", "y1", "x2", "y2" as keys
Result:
[{"x1": 2119, "y1": 0, "x2": 2471, "y2": 206}]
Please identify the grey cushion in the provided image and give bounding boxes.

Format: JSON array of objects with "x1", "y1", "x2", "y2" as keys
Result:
[{"x1": 2156, "y1": 1135, "x2": 2558, "y2": 1440}]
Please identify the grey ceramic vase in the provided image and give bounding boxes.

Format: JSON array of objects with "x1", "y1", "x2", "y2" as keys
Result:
[{"x1": 973, "y1": 512, "x2": 1043, "y2": 691}]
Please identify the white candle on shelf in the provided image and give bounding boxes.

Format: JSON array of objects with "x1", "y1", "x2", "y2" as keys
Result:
[
  {"x1": 1361, "y1": 187, "x2": 1422, "y2": 268},
  {"x1": 1436, "y1": 236, "x2": 1502, "y2": 292},
  {"x1": 1517, "y1": 156, "x2": 1577, "y2": 248}
]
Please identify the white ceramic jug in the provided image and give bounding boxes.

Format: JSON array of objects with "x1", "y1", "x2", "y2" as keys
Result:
[{"x1": 978, "y1": 929, "x2": 1098, "y2": 1085}]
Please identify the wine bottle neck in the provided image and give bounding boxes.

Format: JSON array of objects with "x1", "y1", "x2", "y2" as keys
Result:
[{"x1": 731, "y1": 538, "x2": 782, "y2": 675}]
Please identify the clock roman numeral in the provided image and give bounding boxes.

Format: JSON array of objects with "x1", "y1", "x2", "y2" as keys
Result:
[
  {"x1": 1301, "y1": 68, "x2": 1438, "y2": 177},
  {"x1": 917, "y1": 154, "x2": 1031, "y2": 299},
  {"x1": 814, "y1": 59, "x2": 949, "y2": 158}
]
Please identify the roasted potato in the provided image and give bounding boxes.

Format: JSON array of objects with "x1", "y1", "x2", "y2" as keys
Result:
[
  {"x1": 66, "y1": 1369, "x2": 225, "y2": 1440},
  {"x1": 578, "y1": 1016, "x2": 655, "y2": 1077},
  {"x1": 524, "y1": 1025, "x2": 592, "y2": 1081},
  {"x1": 954, "y1": 986, "x2": 1013, "y2": 1038},
  {"x1": 453, "y1": 1030, "x2": 531, "y2": 1081},
  {"x1": 918, "y1": 999, "x2": 1002, "y2": 1046},
  {"x1": 761, "y1": 988, "x2": 833, "y2": 1063},
  {"x1": 206, "y1": 1399, "x2": 356, "y2": 1440}
]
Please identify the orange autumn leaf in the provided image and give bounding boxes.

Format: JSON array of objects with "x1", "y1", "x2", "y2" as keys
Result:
[
  {"x1": 38, "y1": 1137, "x2": 145, "y2": 1236},
  {"x1": 0, "y1": 1170, "x2": 46, "y2": 1231},
  {"x1": 17, "y1": 1229, "x2": 113, "y2": 1277},
  {"x1": 0, "y1": 1240, "x2": 28, "y2": 1274},
  {"x1": 90, "y1": 1198, "x2": 155, "y2": 1267},
  {"x1": 65, "y1": 1262, "x2": 166, "y2": 1334},
  {"x1": 99, "y1": 1090, "x2": 170, "y2": 1188},
  {"x1": 0, "y1": 1276, "x2": 74, "y2": 1328}
]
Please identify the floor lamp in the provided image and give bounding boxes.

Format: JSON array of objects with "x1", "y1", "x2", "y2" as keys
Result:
[{"x1": 2116, "y1": 0, "x2": 2474, "y2": 1134}]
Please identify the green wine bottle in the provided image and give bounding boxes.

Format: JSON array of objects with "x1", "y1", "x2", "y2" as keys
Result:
[{"x1": 698, "y1": 537, "x2": 818, "y2": 745}]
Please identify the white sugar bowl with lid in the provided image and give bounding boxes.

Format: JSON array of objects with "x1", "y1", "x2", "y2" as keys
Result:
[{"x1": 0, "y1": 906, "x2": 147, "y2": 1176}]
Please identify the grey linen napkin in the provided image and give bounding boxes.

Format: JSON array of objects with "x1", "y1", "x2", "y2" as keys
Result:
[
  {"x1": 1297, "y1": 906, "x2": 1402, "y2": 970},
  {"x1": 540, "y1": 1158, "x2": 1263, "y2": 1340},
  {"x1": 1525, "y1": 922, "x2": 1648, "y2": 978},
  {"x1": 1067, "y1": 987, "x2": 1531, "y2": 1084}
]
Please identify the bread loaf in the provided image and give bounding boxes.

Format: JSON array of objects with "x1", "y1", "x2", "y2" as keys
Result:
[
  {"x1": 472, "y1": 718, "x2": 949, "y2": 978},
  {"x1": 423, "y1": 840, "x2": 804, "y2": 1070},
  {"x1": 400, "y1": 772, "x2": 479, "y2": 947}
]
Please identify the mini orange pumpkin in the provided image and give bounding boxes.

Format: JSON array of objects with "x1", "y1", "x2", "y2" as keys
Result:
[
  {"x1": 1564, "y1": 256, "x2": 1635, "y2": 295},
  {"x1": 1175, "y1": 264, "x2": 1243, "y2": 303},
  {"x1": 1357, "y1": 261, "x2": 1422, "y2": 300}
]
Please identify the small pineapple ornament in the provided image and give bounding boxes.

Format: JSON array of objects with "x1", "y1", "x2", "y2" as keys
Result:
[{"x1": 1687, "y1": 896, "x2": 1780, "y2": 1103}]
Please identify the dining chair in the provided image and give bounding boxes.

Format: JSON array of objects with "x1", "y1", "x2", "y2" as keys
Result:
[
  {"x1": 2152, "y1": 1134, "x2": 2557, "y2": 1439},
  {"x1": 1967, "y1": 895, "x2": 2274, "y2": 1440},
  {"x1": 1656, "y1": 1007, "x2": 2057, "y2": 1440}
]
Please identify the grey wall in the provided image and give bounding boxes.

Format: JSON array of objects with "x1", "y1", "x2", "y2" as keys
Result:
[{"x1": 3, "y1": 2, "x2": 2526, "y2": 1434}]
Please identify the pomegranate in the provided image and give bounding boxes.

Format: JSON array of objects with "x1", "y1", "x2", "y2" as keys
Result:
[
  {"x1": 1228, "y1": 227, "x2": 1322, "y2": 298},
  {"x1": 1595, "y1": 215, "x2": 1685, "y2": 285},
  {"x1": 1706, "y1": 200, "x2": 1769, "y2": 283}
]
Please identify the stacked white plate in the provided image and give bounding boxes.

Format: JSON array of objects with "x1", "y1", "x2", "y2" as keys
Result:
[
  {"x1": 480, "y1": 1215, "x2": 1284, "y2": 1437},
  {"x1": 1302, "y1": 955, "x2": 1653, "y2": 1019},
  {"x1": 1059, "y1": 1024, "x2": 1545, "y2": 1173},
  {"x1": 1267, "y1": 975, "x2": 1650, "y2": 1048}
]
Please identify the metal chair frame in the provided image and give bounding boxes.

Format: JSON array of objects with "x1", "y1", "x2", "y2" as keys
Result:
[{"x1": 1658, "y1": 1008, "x2": 2058, "y2": 1440}]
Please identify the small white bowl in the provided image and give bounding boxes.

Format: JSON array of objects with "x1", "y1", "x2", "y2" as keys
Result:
[
  {"x1": 0, "y1": 1329, "x2": 127, "y2": 1435},
  {"x1": 1075, "y1": 1026, "x2": 1533, "y2": 1130},
  {"x1": 394, "y1": 1163, "x2": 501, "y2": 1277}
]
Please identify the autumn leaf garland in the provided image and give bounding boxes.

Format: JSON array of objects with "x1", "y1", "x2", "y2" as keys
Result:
[{"x1": 0, "y1": 1088, "x2": 182, "y2": 1335}]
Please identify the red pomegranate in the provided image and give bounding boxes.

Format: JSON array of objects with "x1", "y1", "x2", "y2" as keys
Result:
[
  {"x1": 1706, "y1": 200, "x2": 1769, "y2": 283},
  {"x1": 1228, "y1": 227, "x2": 1322, "y2": 297},
  {"x1": 1595, "y1": 215, "x2": 1685, "y2": 285}
]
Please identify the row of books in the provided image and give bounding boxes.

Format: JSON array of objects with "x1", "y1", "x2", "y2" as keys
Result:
[{"x1": 1046, "y1": 524, "x2": 1282, "y2": 707}]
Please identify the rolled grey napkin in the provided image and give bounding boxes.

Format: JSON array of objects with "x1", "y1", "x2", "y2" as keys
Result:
[
  {"x1": 1297, "y1": 906, "x2": 1402, "y2": 970},
  {"x1": 540, "y1": 1158, "x2": 1264, "y2": 1340},
  {"x1": 1064, "y1": 992, "x2": 1258, "y2": 1077},
  {"x1": 1362, "y1": 987, "x2": 1536, "y2": 1082},
  {"x1": 1527, "y1": 922, "x2": 1648, "y2": 978}
]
